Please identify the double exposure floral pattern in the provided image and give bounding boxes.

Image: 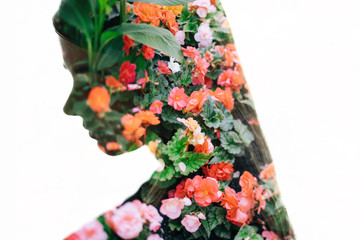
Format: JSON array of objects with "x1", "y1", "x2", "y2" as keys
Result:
[{"x1": 54, "y1": 0, "x2": 295, "y2": 239}]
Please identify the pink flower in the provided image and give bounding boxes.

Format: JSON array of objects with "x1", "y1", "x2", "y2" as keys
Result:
[
  {"x1": 181, "y1": 215, "x2": 201, "y2": 233},
  {"x1": 175, "y1": 30, "x2": 185, "y2": 45},
  {"x1": 194, "y1": 21, "x2": 213, "y2": 47},
  {"x1": 160, "y1": 198, "x2": 185, "y2": 219},
  {"x1": 189, "y1": 0, "x2": 216, "y2": 18},
  {"x1": 105, "y1": 202, "x2": 144, "y2": 239},
  {"x1": 262, "y1": 231, "x2": 281, "y2": 240},
  {"x1": 76, "y1": 220, "x2": 107, "y2": 240},
  {"x1": 168, "y1": 87, "x2": 188, "y2": 111},
  {"x1": 147, "y1": 234, "x2": 164, "y2": 240},
  {"x1": 150, "y1": 100, "x2": 164, "y2": 114}
]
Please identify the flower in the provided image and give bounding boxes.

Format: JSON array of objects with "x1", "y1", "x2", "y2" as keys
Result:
[
  {"x1": 64, "y1": 233, "x2": 80, "y2": 240},
  {"x1": 87, "y1": 86, "x2": 111, "y2": 113},
  {"x1": 239, "y1": 171, "x2": 256, "y2": 196},
  {"x1": 121, "y1": 114, "x2": 146, "y2": 144},
  {"x1": 160, "y1": 198, "x2": 185, "y2": 219},
  {"x1": 193, "y1": 177, "x2": 222, "y2": 207},
  {"x1": 182, "y1": 46, "x2": 201, "y2": 59},
  {"x1": 142, "y1": 45, "x2": 155, "y2": 60},
  {"x1": 204, "y1": 51, "x2": 214, "y2": 62},
  {"x1": 217, "y1": 68, "x2": 244, "y2": 91},
  {"x1": 150, "y1": 100, "x2": 164, "y2": 114},
  {"x1": 175, "y1": 30, "x2": 185, "y2": 45},
  {"x1": 135, "y1": 110, "x2": 161, "y2": 125},
  {"x1": 106, "y1": 142, "x2": 121, "y2": 151},
  {"x1": 181, "y1": 215, "x2": 201, "y2": 233},
  {"x1": 194, "y1": 137, "x2": 214, "y2": 154},
  {"x1": 161, "y1": 10, "x2": 179, "y2": 35},
  {"x1": 177, "y1": 117, "x2": 205, "y2": 145},
  {"x1": 147, "y1": 234, "x2": 164, "y2": 240},
  {"x1": 133, "y1": 3, "x2": 162, "y2": 23},
  {"x1": 105, "y1": 76, "x2": 126, "y2": 90},
  {"x1": 224, "y1": 43, "x2": 239, "y2": 67},
  {"x1": 168, "y1": 87, "x2": 188, "y2": 111},
  {"x1": 105, "y1": 202, "x2": 144, "y2": 239},
  {"x1": 221, "y1": 187, "x2": 250, "y2": 226},
  {"x1": 123, "y1": 35, "x2": 135, "y2": 56},
  {"x1": 138, "y1": 70, "x2": 150, "y2": 89},
  {"x1": 174, "y1": 180, "x2": 187, "y2": 199},
  {"x1": 177, "y1": 117, "x2": 200, "y2": 132},
  {"x1": 168, "y1": 57, "x2": 181, "y2": 73},
  {"x1": 119, "y1": 61, "x2": 137, "y2": 85},
  {"x1": 262, "y1": 231, "x2": 281, "y2": 240},
  {"x1": 186, "y1": 89, "x2": 208, "y2": 113},
  {"x1": 147, "y1": 139, "x2": 160, "y2": 154},
  {"x1": 161, "y1": 5, "x2": 183, "y2": 16},
  {"x1": 74, "y1": 220, "x2": 107, "y2": 240},
  {"x1": 192, "y1": 55, "x2": 210, "y2": 85},
  {"x1": 212, "y1": 87, "x2": 234, "y2": 111},
  {"x1": 157, "y1": 61, "x2": 172, "y2": 75},
  {"x1": 202, "y1": 162, "x2": 234, "y2": 181},
  {"x1": 189, "y1": 0, "x2": 216, "y2": 18},
  {"x1": 255, "y1": 185, "x2": 267, "y2": 214},
  {"x1": 259, "y1": 163, "x2": 276, "y2": 180},
  {"x1": 194, "y1": 21, "x2": 213, "y2": 47}
]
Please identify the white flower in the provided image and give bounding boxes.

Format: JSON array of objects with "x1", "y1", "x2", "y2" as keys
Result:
[
  {"x1": 175, "y1": 30, "x2": 185, "y2": 45},
  {"x1": 168, "y1": 57, "x2": 181, "y2": 73},
  {"x1": 194, "y1": 21, "x2": 213, "y2": 48}
]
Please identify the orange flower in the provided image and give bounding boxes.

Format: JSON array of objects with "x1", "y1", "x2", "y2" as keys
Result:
[
  {"x1": 239, "y1": 171, "x2": 256, "y2": 196},
  {"x1": 259, "y1": 163, "x2": 276, "y2": 180},
  {"x1": 186, "y1": 89, "x2": 208, "y2": 113},
  {"x1": 217, "y1": 68, "x2": 244, "y2": 91},
  {"x1": 106, "y1": 142, "x2": 121, "y2": 151},
  {"x1": 141, "y1": 45, "x2": 155, "y2": 60},
  {"x1": 121, "y1": 114, "x2": 146, "y2": 145},
  {"x1": 123, "y1": 35, "x2": 135, "y2": 56},
  {"x1": 157, "y1": 61, "x2": 171, "y2": 75},
  {"x1": 161, "y1": 10, "x2": 179, "y2": 35},
  {"x1": 194, "y1": 137, "x2": 214, "y2": 154},
  {"x1": 135, "y1": 110, "x2": 161, "y2": 125},
  {"x1": 255, "y1": 185, "x2": 266, "y2": 214},
  {"x1": 221, "y1": 187, "x2": 250, "y2": 226},
  {"x1": 133, "y1": 2, "x2": 162, "y2": 23},
  {"x1": 194, "y1": 177, "x2": 222, "y2": 207},
  {"x1": 224, "y1": 43, "x2": 239, "y2": 67},
  {"x1": 87, "y1": 86, "x2": 111, "y2": 113},
  {"x1": 182, "y1": 46, "x2": 201, "y2": 59},
  {"x1": 214, "y1": 45, "x2": 225, "y2": 55},
  {"x1": 161, "y1": 5, "x2": 183, "y2": 16},
  {"x1": 149, "y1": 100, "x2": 163, "y2": 114},
  {"x1": 203, "y1": 162, "x2": 234, "y2": 181},
  {"x1": 105, "y1": 76, "x2": 126, "y2": 90},
  {"x1": 212, "y1": 87, "x2": 234, "y2": 111},
  {"x1": 147, "y1": 139, "x2": 160, "y2": 154},
  {"x1": 118, "y1": 61, "x2": 137, "y2": 85}
]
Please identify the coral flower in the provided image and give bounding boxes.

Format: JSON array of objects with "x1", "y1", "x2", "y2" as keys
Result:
[
  {"x1": 204, "y1": 50, "x2": 214, "y2": 62},
  {"x1": 75, "y1": 220, "x2": 108, "y2": 240},
  {"x1": 106, "y1": 142, "x2": 121, "y2": 151},
  {"x1": 226, "y1": 208, "x2": 249, "y2": 226},
  {"x1": 255, "y1": 185, "x2": 267, "y2": 214},
  {"x1": 159, "y1": 198, "x2": 185, "y2": 219},
  {"x1": 194, "y1": 137, "x2": 214, "y2": 154},
  {"x1": 212, "y1": 87, "x2": 234, "y2": 111},
  {"x1": 105, "y1": 76, "x2": 126, "y2": 90},
  {"x1": 224, "y1": 43, "x2": 239, "y2": 67},
  {"x1": 194, "y1": 177, "x2": 222, "y2": 207},
  {"x1": 138, "y1": 70, "x2": 150, "y2": 89},
  {"x1": 122, "y1": 35, "x2": 135, "y2": 56},
  {"x1": 161, "y1": 10, "x2": 179, "y2": 35},
  {"x1": 186, "y1": 89, "x2": 208, "y2": 113},
  {"x1": 174, "y1": 179, "x2": 187, "y2": 199},
  {"x1": 203, "y1": 162, "x2": 234, "y2": 181},
  {"x1": 119, "y1": 61, "x2": 137, "y2": 85},
  {"x1": 133, "y1": 3, "x2": 162, "y2": 23},
  {"x1": 259, "y1": 163, "x2": 276, "y2": 180},
  {"x1": 64, "y1": 233, "x2": 80, "y2": 240},
  {"x1": 121, "y1": 114, "x2": 146, "y2": 144},
  {"x1": 168, "y1": 87, "x2": 188, "y2": 111},
  {"x1": 262, "y1": 231, "x2": 281, "y2": 240},
  {"x1": 217, "y1": 68, "x2": 244, "y2": 91},
  {"x1": 221, "y1": 187, "x2": 250, "y2": 226},
  {"x1": 157, "y1": 61, "x2": 172, "y2": 75},
  {"x1": 182, "y1": 46, "x2": 201, "y2": 59},
  {"x1": 105, "y1": 202, "x2": 144, "y2": 239},
  {"x1": 87, "y1": 86, "x2": 110, "y2": 113},
  {"x1": 135, "y1": 110, "x2": 161, "y2": 125},
  {"x1": 184, "y1": 175, "x2": 202, "y2": 198},
  {"x1": 141, "y1": 45, "x2": 155, "y2": 60},
  {"x1": 239, "y1": 171, "x2": 256, "y2": 196},
  {"x1": 149, "y1": 100, "x2": 164, "y2": 114},
  {"x1": 181, "y1": 215, "x2": 201, "y2": 233},
  {"x1": 192, "y1": 55, "x2": 210, "y2": 85}
]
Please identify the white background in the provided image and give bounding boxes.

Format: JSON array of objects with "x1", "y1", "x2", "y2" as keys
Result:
[{"x1": 4, "y1": 0, "x2": 360, "y2": 239}]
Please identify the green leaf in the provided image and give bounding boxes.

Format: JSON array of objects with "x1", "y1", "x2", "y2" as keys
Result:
[
  {"x1": 201, "y1": 96, "x2": 223, "y2": 129},
  {"x1": 208, "y1": 207, "x2": 227, "y2": 231},
  {"x1": 220, "y1": 131, "x2": 242, "y2": 155},
  {"x1": 130, "y1": 0, "x2": 195, "y2": 6},
  {"x1": 180, "y1": 4, "x2": 190, "y2": 22},
  {"x1": 215, "y1": 227, "x2": 231, "y2": 239},
  {"x1": 102, "y1": 23, "x2": 184, "y2": 63},
  {"x1": 97, "y1": 36, "x2": 124, "y2": 70},
  {"x1": 163, "y1": 129, "x2": 188, "y2": 161},
  {"x1": 151, "y1": 164, "x2": 176, "y2": 182},
  {"x1": 234, "y1": 225, "x2": 264, "y2": 240},
  {"x1": 218, "y1": 103, "x2": 234, "y2": 131},
  {"x1": 233, "y1": 120, "x2": 255, "y2": 146},
  {"x1": 169, "y1": 219, "x2": 183, "y2": 231},
  {"x1": 209, "y1": 147, "x2": 235, "y2": 164},
  {"x1": 174, "y1": 152, "x2": 212, "y2": 175}
]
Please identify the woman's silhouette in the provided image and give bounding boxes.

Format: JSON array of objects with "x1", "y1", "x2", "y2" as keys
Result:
[{"x1": 54, "y1": 0, "x2": 295, "y2": 239}]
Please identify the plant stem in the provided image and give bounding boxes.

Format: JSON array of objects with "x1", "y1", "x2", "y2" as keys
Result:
[{"x1": 120, "y1": 0, "x2": 127, "y2": 24}]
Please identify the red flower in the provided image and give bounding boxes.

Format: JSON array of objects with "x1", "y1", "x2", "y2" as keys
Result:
[
  {"x1": 123, "y1": 35, "x2": 135, "y2": 56},
  {"x1": 141, "y1": 45, "x2": 155, "y2": 60},
  {"x1": 87, "y1": 86, "x2": 111, "y2": 113},
  {"x1": 239, "y1": 171, "x2": 256, "y2": 196},
  {"x1": 203, "y1": 162, "x2": 234, "y2": 181},
  {"x1": 183, "y1": 175, "x2": 202, "y2": 199},
  {"x1": 192, "y1": 55, "x2": 210, "y2": 85},
  {"x1": 119, "y1": 61, "x2": 137, "y2": 85},
  {"x1": 157, "y1": 61, "x2": 171, "y2": 75},
  {"x1": 194, "y1": 137, "x2": 214, "y2": 154},
  {"x1": 138, "y1": 70, "x2": 149, "y2": 89},
  {"x1": 193, "y1": 177, "x2": 222, "y2": 207},
  {"x1": 174, "y1": 179, "x2": 187, "y2": 199},
  {"x1": 217, "y1": 68, "x2": 244, "y2": 92}
]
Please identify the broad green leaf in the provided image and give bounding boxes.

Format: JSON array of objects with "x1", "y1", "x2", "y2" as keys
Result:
[
  {"x1": 218, "y1": 102, "x2": 234, "y2": 131},
  {"x1": 234, "y1": 225, "x2": 264, "y2": 240},
  {"x1": 233, "y1": 120, "x2": 255, "y2": 146},
  {"x1": 151, "y1": 164, "x2": 176, "y2": 181},
  {"x1": 220, "y1": 131, "x2": 242, "y2": 155},
  {"x1": 102, "y1": 23, "x2": 184, "y2": 63},
  {"x1": 174, "y1": 152, "x2": 212, "y2": 175},
  {"x1": 207, "y1": 207, "x2": 227, "y2": 231},
  {"x1": 209, "y1": 147, "x2": 235, "y2": 164},
  {"x1": 163, "y1": 129, "x2": 188, "y2": 161},
  {"x1": 130, "y1": 0, "x2": 195, "y2": 6},
  {"x1": 201, "y1": 96, "x2": 223, "y2": 129}
]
